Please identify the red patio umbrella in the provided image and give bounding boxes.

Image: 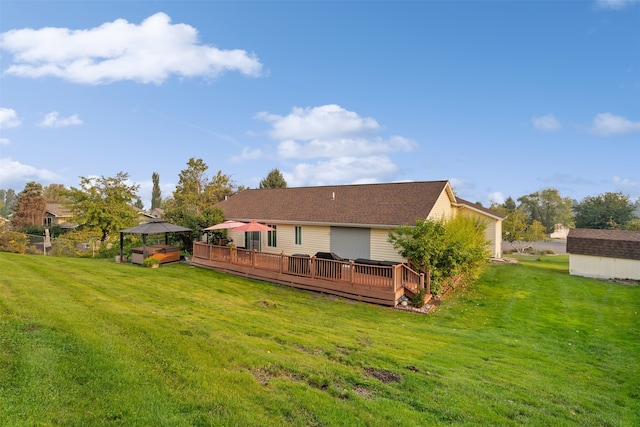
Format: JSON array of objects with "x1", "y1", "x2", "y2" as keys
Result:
[
  {"x1": 233, "y1": 221, "x2": 275, "y2": 232},
  {"x1": 203, "y1": 220, "x2": 246, "y2": 231},
  {"x1": 233, "y1": 221, "x2": 274, "y2": 251}
]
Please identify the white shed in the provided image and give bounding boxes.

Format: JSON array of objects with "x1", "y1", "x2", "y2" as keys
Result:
[{"x1": 566, "y1": 228, "x2": 640, "y2": 281}]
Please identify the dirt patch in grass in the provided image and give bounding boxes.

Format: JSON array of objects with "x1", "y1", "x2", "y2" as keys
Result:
[
  {"x1": 254, "y1": 300, "x2": 278, "y2": 308},
  {"x1": 353, "y1": 386, "x2": 373, "y2": 399},
  {"x1": 365, "y1": 367, "x2": 402, "y2": 384},
  {"x1": 251, "y1": 366, "x2": 301, "y2": 386},
  {"x1": 610, "y1": 279, "x2": 639, "y2": 286}
]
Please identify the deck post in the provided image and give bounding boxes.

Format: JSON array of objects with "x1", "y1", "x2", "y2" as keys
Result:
[
  {"x1": 349, "y1": 260, "x2": 355, "y2": 285},
  {"x1": 252, "y1": 249, "x2": 257, "y2": 268},
  {"x1": 419, "y1": 273, "x2": 425, "y2": 290},
  {"x1": 392, "y1": 264, "x2": 398, "y2": 292},
  {"x1": 425, "y1": 270, "x2": 431, "y2": 294},
  {"x1": 280, "y1": 252, "x2": 285, "y2": 274},
  {"x1": 311, "y1": 256, "x2": 316, "y2": 279}
]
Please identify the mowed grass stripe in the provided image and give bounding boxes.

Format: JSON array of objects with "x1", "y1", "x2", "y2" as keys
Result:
[{"x1": 0, "y1": 252, "x2": 638, "y2": 426}]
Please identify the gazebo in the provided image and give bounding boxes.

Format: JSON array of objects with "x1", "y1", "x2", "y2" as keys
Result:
[{"x1": 119, "y1": 219, "x2": 192, "y2": 264}]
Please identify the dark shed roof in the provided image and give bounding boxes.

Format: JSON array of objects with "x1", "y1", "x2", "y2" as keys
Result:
[{"x1": 567, "y1": 228, "x2": 640, "y2": 261}]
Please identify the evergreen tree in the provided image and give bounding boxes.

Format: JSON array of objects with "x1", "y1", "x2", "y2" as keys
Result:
[
  {"x1": 151, "y1": 172, "x2": 162, "y2": 210},
  {"x1": 0, "y1": 189, "x2": 17, "y2": 217},
  {"x1": 43, "y1": 184, "x2": 67, "y2": 203},
  {"x1": 11, "y1": 182, "x2": 46, "y2": 230},
  {"x1": 164, "y1": 158, "x2": 233, "y2": 244},
  {"x1": 259, "y1": 168, "x2": 287, "y2": 189}
]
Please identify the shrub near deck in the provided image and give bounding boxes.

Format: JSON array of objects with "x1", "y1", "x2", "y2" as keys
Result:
[{"x1": 0, "y1": 253, "x2": 638, "y2": 426}]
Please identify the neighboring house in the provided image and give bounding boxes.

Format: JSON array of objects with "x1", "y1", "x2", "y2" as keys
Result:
[
  {"x1": 550, "y1": 223, "x2": 570, "y2": 239},
  {"x1": 215, "y1": 180, "x2": 505, "y2": 262},
  {"x1": 567, "y1": 228, "x2": 640, "y2": 281},
  {"x1": 43, "y1": 203, "x2": 76, "y2": 229},
  {"x1": 136, "y1": 207, "x2": 164, "y2": 223},
  {"x1": 137, "y1": 210, "x2": 156, "y2": 224}
]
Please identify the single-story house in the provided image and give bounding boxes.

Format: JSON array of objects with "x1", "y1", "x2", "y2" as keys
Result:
[
  {"x1": 215, "y1": 180, "x2": 505, "y2": 262},
  {"x1": 43, "y1": 203, "x2": 76, "y2": 229},
  {"x1": 567, "y1": 228, "x2": 640, "y2": 281}
]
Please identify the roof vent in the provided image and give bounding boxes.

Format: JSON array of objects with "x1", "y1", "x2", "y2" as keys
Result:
[{"x1": 331, "y1": 192, "x2": 335, "y2": 200}]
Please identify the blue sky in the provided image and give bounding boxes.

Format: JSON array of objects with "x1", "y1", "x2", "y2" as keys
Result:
[{"x1": 1, "y1": 0, "x2": 639, "y2": 209}]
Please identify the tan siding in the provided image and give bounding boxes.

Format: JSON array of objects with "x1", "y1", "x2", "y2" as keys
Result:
[
  {"x1": 230, "y1": 225, "x2": 331, "y2": 256},
  {"x1": 268, "y1": 224, "x2": 330, "y2": 255},
  {"x1": 370, "y1": 228, "x2": 406, "y2": 262},
  {"x1": 427, "y1": 189, "x2": 454, "y2": 220},
  {"x1": 570, "y1": 254, "x2": 640, "y2": 280}
]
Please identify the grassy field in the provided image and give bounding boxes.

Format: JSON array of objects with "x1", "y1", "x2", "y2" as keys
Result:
[{"x1": 0, "y1": 252, "x2": 638, "y2": 426}]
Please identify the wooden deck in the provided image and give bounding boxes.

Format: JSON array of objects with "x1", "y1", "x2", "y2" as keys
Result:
[{"x1": 191, "y1": 243, "x2": 426, "y2": 306}]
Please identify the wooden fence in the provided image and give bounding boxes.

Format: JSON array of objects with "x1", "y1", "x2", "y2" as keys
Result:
[{"x1": 192, "y1": 243, "x2": 427, "y2": 306}]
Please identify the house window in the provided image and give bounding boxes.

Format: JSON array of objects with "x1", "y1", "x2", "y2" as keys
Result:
[
  {"x1": 267, "y1": 225, "x2": 277, "y2": 247},
  {"x1": 295, "y1": 226, "x2": 302, "y2": 246},
  {"x1": 44, "y1": 217, "x2": 52, "y2": 226}
]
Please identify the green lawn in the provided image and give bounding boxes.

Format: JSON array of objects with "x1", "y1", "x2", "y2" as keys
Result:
[{"x1": 0, "y1": 253, "x2": 638, "y2": 426}]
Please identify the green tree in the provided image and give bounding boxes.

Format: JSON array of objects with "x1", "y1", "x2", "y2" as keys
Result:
[
  {"x1": 573, "y1": 192, "x2": 636, "y2": 230},
  {"x1": 0, "y1": 189, "x2": 17, "y2": 217},
  {"x1": 518, "y1": 188, "x2": 574, "y2": 234},
  {"x1": 169, "y1": 158, "x2": 234, "y2": 216},
  {"x1": 497, "y1": 206, "x2": 547, "y2": 254},
  {"x1": 259, "y1": 168, "x2": 287, "y2": 189},
  {"x1": 151, "y1": 172, "x2": 162, "y2": 210},
  {"x1": 0, "y1": 189, "x2": 6, "y2": 217},
  {"x1": 502, "y1": 196, "x2": 517, "y2": 214},
  {"x1": 43, "y1": 184, "x2": 67, "y2": 203},
  {"x1": 626, "y1": 219, "x2": 640, "y2": 231},
  {"x1": 11, "y1": 182, "x2": 46, "y2": 230},
  {"x1": 164, "y1": 158, "x2": 233, "y2": 248},
  {"x1": 63, "y1": 172, "x2": 140, "y2": 243}
]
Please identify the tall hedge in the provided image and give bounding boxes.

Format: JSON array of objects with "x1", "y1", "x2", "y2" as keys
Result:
[{"x1": 388, "y1": 215, "x2": 489, "y2": 295}]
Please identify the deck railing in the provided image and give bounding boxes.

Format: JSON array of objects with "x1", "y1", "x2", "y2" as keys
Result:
[{"x1": 192, "y1": 243, "x2": 426, "y2": 296}]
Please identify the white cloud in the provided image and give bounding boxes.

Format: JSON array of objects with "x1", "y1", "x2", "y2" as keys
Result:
[
  {"x1": 488, "y1": 192, "x2": 505, "y2": 205},
  {"x1": 595, "y1": 0, "x2": 638, "y2": 9},
  {"x1": 38, "y1": 111, "x2": 82, "y2": 128},
  {"x1": 0, "y1": 138, "x2": 9, "y2": 146},
  {"x1": 590, "y1": 113, "x2": 640, "y2": 136},
  {"x1": 284, "y1": 156, "x2": 398, "y2": 187},
  {"x1": 613, "y1": 176, "x2": 640, "y2": 192},
  {"x1": 257, "y1": 104, "x2": 380, "y2": 140},
  {"x1": 231, "y1": 147, "x2": 263, "y2": 162},
  {"x1": 256, "y1": 104, "x2": 417, "y2": 186},
  {"x1": 0, "y1": 158, "x2": 60, "y2": 188},
  {"x1": 278, "y1": 135, "x2": 416, "y2": 159},
  {"x1": 531, "y1": 114, "x2": 562, "y2": 132},
  {"x1": 0, "y1": 108, "x2": 21, "y2": 129},
  {"x1": 0, "y1": 12, "x2": 263, "y2": 85}
]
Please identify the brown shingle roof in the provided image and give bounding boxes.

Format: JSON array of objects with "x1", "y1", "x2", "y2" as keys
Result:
[
  {"x1": 455, "y1": 197, "x2": 507, "y2": 220},
  {"x1": 567, "y1": 228, "x2": 640, "y2": 260},
  {"x1": 45, "y1": 203, "x2": 72, "y2": 218},
  {"x1": 216, "y1": 181, "x2": 502, "y2": 227}
]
